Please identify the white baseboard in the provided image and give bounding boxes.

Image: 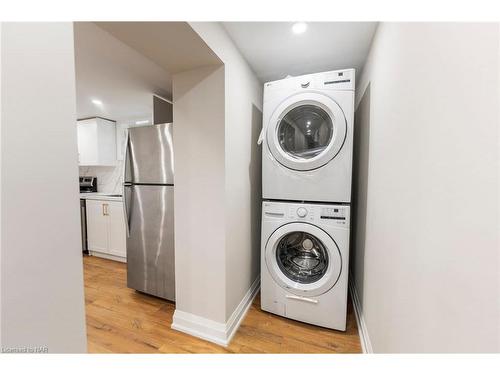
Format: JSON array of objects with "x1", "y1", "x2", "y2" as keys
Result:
[
  {"x1": 349, "y1": 277, "x2": 373, "y2": 353},
  {"x1": 171, "y1": 277, "x2": 260, "y2": 347},
  {"x1": 89, "y1": 251, "x2": 126, "y2": 263}
]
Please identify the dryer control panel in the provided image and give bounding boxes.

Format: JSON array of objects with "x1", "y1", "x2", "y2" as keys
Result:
[{"x1": 264, "y1": 68, "x2": 355, "y2": 92}]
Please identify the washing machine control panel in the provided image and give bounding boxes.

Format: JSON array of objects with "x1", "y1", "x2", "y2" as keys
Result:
[
  {"x1": 264, "y1": 201, "x2": 349, "y2": 227},
  {"x1": 288, "y1": 205, "x2": 348, "y2": 225}
]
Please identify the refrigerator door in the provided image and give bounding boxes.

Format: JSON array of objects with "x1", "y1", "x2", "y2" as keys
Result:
[
  {"x1": 125, "y1": 184, "x2": 175, "y2": 301},
  {"x1": 124, "y1": 123, "x2": 174, "y2": 184}
]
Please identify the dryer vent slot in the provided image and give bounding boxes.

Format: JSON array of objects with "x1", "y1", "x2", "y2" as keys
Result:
[{"x1": 265, "y1": 212, "x2": 285, "y2": 218}]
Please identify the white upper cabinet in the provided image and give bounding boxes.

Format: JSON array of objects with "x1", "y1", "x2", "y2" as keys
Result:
[{"x1": 77, "y1": 117, "x2": 117, "y2": 166}]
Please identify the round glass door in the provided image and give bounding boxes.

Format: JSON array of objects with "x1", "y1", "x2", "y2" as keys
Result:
[
  {"x1": 276, "y1": 231, "x2": 329, "y2": 284},
  {"x1": 278, "y1": 105, "x2": 333, "y2": 160},
  {"x1": 265, "y1": 222, "x2": 342, "y2": 297},
  {"x1": 266, "y1": 93, "x2": 347, "y2": 171}
]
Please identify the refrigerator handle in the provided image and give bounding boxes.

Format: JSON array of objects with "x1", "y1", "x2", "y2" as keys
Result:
[
  {"x1": 123, "y1": 183, "x2": 132, "y2": 238},
  {"x1": 122, "y1": 129, "x2": 131, "y2": 238},
  {"x1": 123, "y1": 129, "x2": 130, "y2": 183}
]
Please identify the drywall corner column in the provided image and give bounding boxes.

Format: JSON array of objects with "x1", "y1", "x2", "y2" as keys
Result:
[
  {"x1": 172, "y1": 23, "x2": 262, "y2": 345},
  {"x1": 1, "y1": 23, "x2": 87, "y2": 352},
  {"x1": 189, "y1": 22, "x2": 263, "y2": 325},
  {"x1": 352, "y1": 22, "x2": 500, "y2": 353},
  {"x1": 171, "y1": 65, "x2": 228, "y2": 342}
]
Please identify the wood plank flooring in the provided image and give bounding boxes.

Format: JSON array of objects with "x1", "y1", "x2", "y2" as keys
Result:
[{"x1": 83, "y1": 255, "x2": 362, "y2": 353}]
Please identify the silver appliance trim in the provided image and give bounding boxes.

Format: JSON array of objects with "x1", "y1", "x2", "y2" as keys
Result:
[
  {"x1": 80, "y1": 198, "x2": 88, "y2": 253},
  {"x1": 123, "y1": 129, "x2": 131, "y2": 238}
]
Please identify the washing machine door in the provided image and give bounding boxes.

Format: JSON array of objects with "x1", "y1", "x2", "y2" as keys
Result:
[
  {"x1": 265, "y1": 222, "x2": 342, "y2": 297},
  {"x1": 266, "y1": 92, "x2": 347, "y2": 171}
]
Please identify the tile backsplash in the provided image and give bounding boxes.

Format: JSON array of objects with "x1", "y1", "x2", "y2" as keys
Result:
[{"x1": 79, "y1": 159, "x2": 124, "y2": 194}]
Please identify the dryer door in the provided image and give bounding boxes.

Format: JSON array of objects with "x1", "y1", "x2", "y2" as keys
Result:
[
  {"x1": 266, "y1": 92, "x2": 347, "y2": 171},
  {"x1": 265, "y1": 222, "x2": 342, "y2": 297}
]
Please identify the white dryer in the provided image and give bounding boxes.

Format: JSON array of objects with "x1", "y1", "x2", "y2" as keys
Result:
[
  {"x1": 261, "y1": 69, "x2": 355, "y2": 203},
  {"x1": 260, "y1": 200, "x2": 350, "y2": 330}
]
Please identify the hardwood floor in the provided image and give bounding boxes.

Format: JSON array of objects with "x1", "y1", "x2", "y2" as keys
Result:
[{"x1": 83, "y1": 255, "x2": 362, "y2": 353}]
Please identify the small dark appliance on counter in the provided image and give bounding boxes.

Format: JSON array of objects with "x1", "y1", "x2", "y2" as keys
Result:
[{"x1": 79, "y1": 176, "x2": 98, "y2": 193}]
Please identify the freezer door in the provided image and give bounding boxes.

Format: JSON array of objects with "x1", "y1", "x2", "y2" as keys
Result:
[
  {"x1": 125, "y1": 184, "x2": 175, "y2": 301},
  {"x1": 124, "y1": 123, "x2": 174, "y2": 184}
]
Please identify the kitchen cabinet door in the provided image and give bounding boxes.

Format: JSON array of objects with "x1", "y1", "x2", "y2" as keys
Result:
[
  {"x1": 107, "y1": 201, "x2": 127, "y2": 258},
  {"x1": 86, "y1": 200, "x2": 108, "y2": 253},
  {"x1": 77, "y1": 119, "x2": 98, "y2": 165},
  {"x1": 77, "y1": 118, "x2": 117, "y2": 166}
]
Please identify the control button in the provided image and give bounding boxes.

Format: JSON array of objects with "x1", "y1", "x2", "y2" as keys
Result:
[{"x1": 297, "y1": 207, "x2": 308, "y2": 218}]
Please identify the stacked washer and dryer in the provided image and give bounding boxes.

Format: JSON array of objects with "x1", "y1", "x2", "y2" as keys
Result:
[{"x1": 259, "y1": 69, "x2": 355, "y2": 330}]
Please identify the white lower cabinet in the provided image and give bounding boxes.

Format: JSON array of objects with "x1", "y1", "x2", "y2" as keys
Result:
[
  {"x1": 86, "y1": 199, "x2": 108, "y2": 253},
  {"x1": 86, "y1": 199, "x2": 126, "y2": 262}
]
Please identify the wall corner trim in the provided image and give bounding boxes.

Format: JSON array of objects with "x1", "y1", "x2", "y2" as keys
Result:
[
  {"x1": 349, "y1": 276, "x2": 373, "y2": 353},
  {"x1": 171, "y1": 277, "x2": 260, "y2": 347}
]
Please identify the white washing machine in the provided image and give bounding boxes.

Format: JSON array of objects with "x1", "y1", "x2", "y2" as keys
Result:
[
  {"x1": 260, "y1": 69, "x2": 355, "y2": 203},
  {"x1": 260, "y1": 200, "x2": 350, "y2": 330}
]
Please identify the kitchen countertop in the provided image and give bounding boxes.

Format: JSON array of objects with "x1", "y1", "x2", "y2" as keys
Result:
[{"x1": 80, "y1": 193, "x2": 123, "y2": 202}]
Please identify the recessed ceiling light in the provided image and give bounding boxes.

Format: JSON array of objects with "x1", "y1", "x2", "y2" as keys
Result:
[
  {"x1": 292, "y1": 22, "x2": 308, "y2": 35},
  {"x1": 135, "y1": 120, "x2": 149, "y2": 125},
  {"x1": 91, "y1": 99, "x2": 102, "y2": 106}
]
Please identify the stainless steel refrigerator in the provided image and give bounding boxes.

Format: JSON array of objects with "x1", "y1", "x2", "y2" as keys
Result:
[{"x1": 123, "y1": 123, "x2": 175, "y2": 301}]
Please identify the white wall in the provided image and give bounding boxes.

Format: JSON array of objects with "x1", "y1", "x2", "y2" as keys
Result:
[
  {"x1": 352, "y1": 23, "x2": 500, "y2": 353},
  {"x1": 0, "y1": 23, "x2": 87, "y2": 352},
  {"x1": 172, "y1": 65, "x2": 227, "y2": 325},
  {"x1": 189, "y1": 22, "x2": 263, "y2": 321},
  {"x1": 0, "y1": 21, "x2": 3, "y2": 349}
]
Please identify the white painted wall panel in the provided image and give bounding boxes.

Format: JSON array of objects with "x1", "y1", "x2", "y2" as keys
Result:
[
  {"x1": 353, "y1": 23, "x2": 500, "y2": 353},
  {"x1": 172, "y1": 65, "x2": 227, "y2": 323},
  {"x1": 0, "y1": 23, "x2": 87, "y2": 352}
]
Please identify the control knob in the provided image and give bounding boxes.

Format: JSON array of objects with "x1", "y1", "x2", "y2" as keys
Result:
[{"x1": 297, "y1": 207, "x2": 308, "y2": 218}]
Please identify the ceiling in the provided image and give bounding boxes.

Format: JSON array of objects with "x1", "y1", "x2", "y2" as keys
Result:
[
  {"x1": 74, "y1": 22, "x2": 173, "y2": 123},
  {"x1": 95, "y1": 22, "x2": 222, "y2": 74},
  {"x1": 222, "y1": 22, "x2": 378, "y2": 83},
  {"x1": 74, "y1": 22, "x2": 377, "y2": 122}
]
